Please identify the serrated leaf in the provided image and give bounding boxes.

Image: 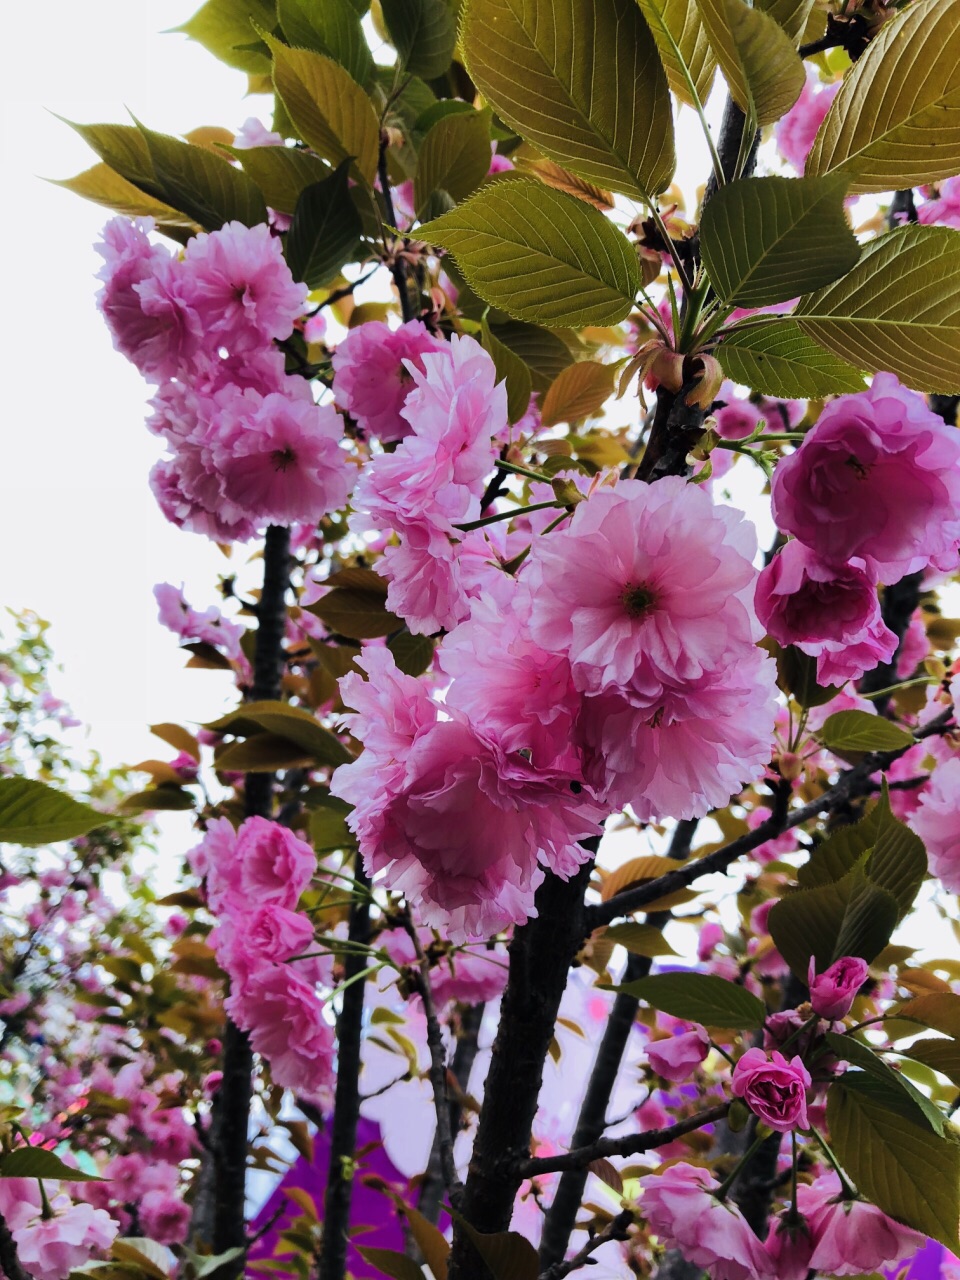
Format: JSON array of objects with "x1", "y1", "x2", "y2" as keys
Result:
[
  {"x1": 207, "y1": 700, "x2": 351, "y2": 766},
  {"x1": 827, "y1": 1074, "x2": 960, "y2": 1249},
  {"x1": 717, "y1": 319, "x2": 867, "y2": 398},
  {"x1": 63, "y1": 121, "x2": 165, "y2": 201},
  {"x1": 461, "y1": 0, "x2": 675, "y2": 199},
  {"x1": 278, "y1": 0, "x2": 373, "y2": 86},
  {"x1": 695, "y1": 0, "x2": 804, "y2": 126},
  {"x1": 481, "y1": 317, "x2": 533, "y2": 423},
  {"x1": 308, "y1": 587, "x2": 402, "y2": 640},
  {"x1": 136, "y1": 121, "x2": 267, "y2": 230},
  {"x1": 768, "y1": 864, "x2": 899, "y2": 978},
  {"x1": 415, "y1": 110, "x2": 492, "y2": 217},
  {"x1": 754, "y1": 0, "x2": 813, "y2": 44},
  {"x1": 794, "y1": 224, "x2": 960, "y2": 394},
  {"x1": 215, "y1": 734, "x2": 315, "y2": 772},
  {"x1": 223, "y1": 144, "x2": 333, "y2": 215},
  {"x1": 612, "y1": 972, "x2": 767, "y2": 1029},
  {"x1": 0, "y1": 777, "x2": 106, "y2": 846},
  {"x1": 540, "y1": 360, "x2": 616, "y2": 426},
  {"x1": 394, "y1": 1203, "x2": 449, "y2": 1280},
  {"x1": 818, "y1": 710, "x2": 914, "y2": 754},
  {"x1": 286, "y1": 161, "x2": 362, "y2": 288},
  {"x1": 700, "y1": 175, "x2": 859, "y2": 307},
  {"x1": 865, "y1": 787, "x2": 926, "y2": 920},
  {"x1": 268, "y1": 38, "x2": 379, "y2": 184},
  {"x1": 419, "y1": 180, "x2": 639, "y2": 327},
  {"x1": 0, "y1": 1147, "x2": 105, "y2": 1181},
  {"x1": 897, "y1": 994, "x2": 960, "y2": 1040},
  {"x1": 806, "y1": 0, "x2": 960, "y2": 194},
  {"x1": 52, "y1": 163, "x2": 198, "y2": 227},
  {"x1": 636, "y1": 0, "x2": 717, "y2": 110},
  {"x1": 488, "y1": 322, "x2": 576, "y2": 391},
  {"x1": 175, "y1": 0, "x2": 277, "y2": 73},
  {"x1": 387, "y1": 630, "x2": 436, "y2": 677},
  {"x1": 797, "y1": 803, "x2": 882, "y2": 889},
  {"x1": 382, "y1": 0, "x2": 457, "y2": 80},
  {"x1": 602, "y1": 922, "x2": 678, "y2": 958},
  {"x1": 110, "y1": 1240, "x2": 172, "y2": 1280},
  {"x1": 824, "y1": 1034, "x2": 945, "y2": 1134},
  {"x1": 900, "y1": 1038, "x2": 960, "y2": 1087}
]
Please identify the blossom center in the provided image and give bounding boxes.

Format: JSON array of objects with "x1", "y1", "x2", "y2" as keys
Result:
[
  {"x1": 621, "y1": 583, "x2": 657, "y2": 619},
  {"x1": 844, "y1": 454, "x2": 869, "y2": 479},
  {"x1": 271, "y1": 446, "x2": 296, "y2": 472}
]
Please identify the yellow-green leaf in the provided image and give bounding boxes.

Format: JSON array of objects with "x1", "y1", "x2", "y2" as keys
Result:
[
  {"x1": 381, "y1": 0, "x2": 457, "y2": 80},
  {"x1": 818, "y1": 709, "x2": 914, "y2": 754},
  {"x1": 136, "y1": 121, "x2": 268, "y2": 229},
  {"x1": 0, "y1": 777, "x2": 106, "y2": 846},
  {"x1": 540, "y1": 361, "x2": 616, "y2": 426},
  {"x1": 754, "y1": 0, "x2": 814, "y2": 44},
  {"x1": 794, "y1": 224, "x2": 960, "y2": 394},
  {"x1": 175, "y1": 0, "x2": 277, "y2": 74},
  {"x1": 695, "y1": 0, "x2": 805, "y2": 126},
  {"x1": 51, "y1": 163, "x2": 198, "y2": 227},
  {"x1": 612, "y1": 972, "x2": 767, "y2": 1029},
  {"x1": 716, "y1": 319, "x2": 867, "y2": 398},
  {"x1": 806, "y1": 0, "x2": 960, "y2": 194},
  {"x1": 207, "y1": 700, "x2": 352, "y2": 766},
  {"x1": 636, "y1": 0, "x2": 717, "y2": 110},
  {"x1": 418, "y1": 180, "x2": 640, "y2": 327},
  {"x1": 268, "y1": 38, "x2": 380, "y2": 184},
  {"x1": 481, "y1": 317, "x2": 534, "y2": 423},
  {"x1": 222, "y1": 144, "x2": 333, "y2": 214},
  {"x1": 602, "y1": 922, "x2": 678, "y2": 958},
  {"x1": 308, "y1": 587, "x2": 402, "y2": 640},
  {"x1": 700, "y1": 175, "x2": 859, "y2": 306},
  {"x1": 414, "y1": 109, "x2": 492, "y2": 217},
  {"x1": 461, "y1": 0, "x2": 675, "y2": 199},
  {"x1": 278, "y1": 0, "x2": 374, "y2": 86}
]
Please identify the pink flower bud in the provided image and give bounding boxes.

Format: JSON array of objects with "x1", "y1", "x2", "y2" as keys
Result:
[
  {"x1": 646, "y1": 1025, "x2": 710, "y2": 1082},
  {"x1": 808, "y1": 955, "x2": 870, "y2": 1019}
]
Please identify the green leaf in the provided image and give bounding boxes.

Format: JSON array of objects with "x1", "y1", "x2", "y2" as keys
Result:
[
  {"x1": 268, "y1": 38, "x2": 380, "y2": 184},
  {"x1": 419, "y1": 180, "x2": 640, "y2": 327},
  {"x1": 602, "y1": 922, "x2": 678, "y2": 958},
  {"x1": 394, "y1": 1203, "x2": 449, "y2": 1280},
  {"x1": 387, "y1": 631, "x2": 436, "y2": 677},
  {"x1": 109, "y1": 1240, "x2": 172, "y2": 1280},
  {"x1": 797, "y1": 803, "x2": 882, "y2": 890},
  {"x1": 540, "y1": 361, "x2": 616, "y2": 426},
  {"x1": 461, "y1": 0, "x2": 675, "y2": 199},
  {"x1": 897, "y1": 994, "x2": 960, "y2": 1040},
  {"x1": 277, "y1": 0, "x2": 374, "y2": 86},
  {"x1": 700, "y1": 175, "x2": 859, "y2": 307},
  {"x1": 487, "y1": 322, "x2": 576, "y2": 392},
  {"x1": 717, "y1": 319, "x2": 867, "y2": 398},
  {"x1": 827, "y1": 1074, "x2": 960, "y2": 1249},
  {"x1": 222, "y1": 144, "x2": 333, "y2": 215},
  {"x1": 695, "y1": 0, "x2": 805, "y2": 126},
  {"x1": 794, "y1": 224, "x2": 960, "y2": 394},
  {"x1": 355, "y1": 1246, "x2": 425, "y2": 1280},
  {"x1": 481, "y1": 317, "x2": 533, "y2": 423},
  {"x1": 207, "y1": 700, "x2": 352, "y2": 766},
  {"x1": 457, "y1": 1223, "x2": 539, "y2": 1280},
  {"x1": 415, "y1": 110, "x2": 492, "y2": 217},
  {"x1": 806, "y1": 0, "x2": 960, "y2": 194},
  {"x1": 0, "y1": 1147, "x2": 104, "y2": 1181},
  {"x1": 818, "y1": 710, "x2": 914, "y2": 754},
  {"x1": 0, "y1": 777, "x2": 106, "y2": 846},
  {"x1": 286, "y1": 161, "x2": 362, "y2": 288},
  {"x1": 309, "y1": 804, "x2": 355, "y2": 851},
  {"x1": 52, "y1": 163, "x2": 199, "y2": 227},
  {"x1": 63, "y1": 121, "x2": 165, "y2": 201},
  {"x1": 119, "y1": 786, "x2": 196, "y2": 814},
  {"x1": 381, "y1": 0, "x2": 457, "y2": 80},
  {"x1": 773, "y1": 642, "x2": 843, "y2": 708},
  {"x1": 136, "y1": 122, "x2": 267, "y2": 230},
  {"x1": 768, "y1": 863, "x2": 899, "y2": 978},
  {"x1": 824, "y1": 1034, "x2": 945, "y2": 1134},
  {"x1": 612, "y1": 972, "x2": 767, "y2": 1029},
  {"x1": 754, "y1": 0, "x2": 813, "y2": 44},
  {"x1": 308, "y1": 587, "x2": 403, "y2": 640},
  {"x1": 636, "y1": 0, "x2": 716, "y2": 110},
  {"x1": 174, "y1": 0, "x2": 277, "y2": 73},
  {"x1": 865, "y1": 787, "x2": 927, "y2": 920},
  {"x1": 215, "y1": 734, "x2": 316, "y2": 772},
  {"x1": 900, "y1": 1037, "x2": 960, "y2": 1087}
]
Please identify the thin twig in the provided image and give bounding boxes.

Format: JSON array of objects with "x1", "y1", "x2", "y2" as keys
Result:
[{"x1": 540, "y1": 1208, "x2": 635, "y2": 1280}]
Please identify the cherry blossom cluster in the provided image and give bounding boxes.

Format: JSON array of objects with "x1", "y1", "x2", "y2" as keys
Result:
[{"x1": 96, "y1": 217, "x2": 351, "y2": 539}]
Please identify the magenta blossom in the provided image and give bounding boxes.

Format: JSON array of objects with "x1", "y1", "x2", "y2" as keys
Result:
[
  {"x1": 911, "y1": 757, "x2": 960, "y2": 892},
  {"x1": 234, "y1": 817, "x2": 317, "y2": 910},
  {"x1": 755, "y1": 540, "x2": 897, "y2": 686},
  {"x1": 776, "y1": 70, "x2": 840, "y2": 172},
  {"x1": 646, "y1": 1024, "x2": 710, "y2": 1082},
  {"x1": 771, "y1": 374, "x2": 960, "y2": 582},
  {"x1": 917, "y1": 176, "x2": 960, "y2": 230},
  {"x1": 332, "y1": 319, "x2": 449, "y2": 443},
  {"x1": 808, "y1": 955, "x2": 870, "y2": 1019},
  {"x1": 799, "y1": 1172, "x2": 924, "y2": 1276},
  {"x1": 639, "y1": 1163, "x2": 773, "y2": 1280},
  {"x1": 731, "y1": 1048, "x2": 811, "y2": 1132}
]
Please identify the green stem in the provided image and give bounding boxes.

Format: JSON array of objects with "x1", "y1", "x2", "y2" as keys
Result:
[
  {"x1": 861, "y1": 676, "x2": 934, "y2": 701},
  {"x1": 810, "y1": 1124, "x2": 858, "y2": 1199},
  {"x1": 454, "y1": 499, "x2": 562, "y2": 532},
  {"x1": 773, "y1": 1012, "x2": 819, "y2": 1056},
  {"x1": 677, "y1": 278, "x2": 711, "y2": 353},
  {"x1": 498, "y1": 459, "x2": 554, "y2": 484}
]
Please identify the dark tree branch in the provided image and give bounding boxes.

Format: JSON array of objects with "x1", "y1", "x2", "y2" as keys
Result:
[
  {"x1": 540, "y1": 1209, "x2": 635, "y2": 1280},
  {"x1": 205, "y1": 525, "x2": 291, "y2": 1268},
  {"x1": 0, "y1": 1210, "x2": 33, "y2": 1280},
  {"x1": 403, "y1": 918, "x2": 464, "y2": 1208},
  {"x1": 586, "y1": 711, "x2": 952, "y2": 931},
  {"x1": 419, "y1": 1002, "x2": 485, "y2": 1225},
  {"x1": 318, "y1": 858, "x2": 372, "y2": 1280},
  {"x1": 518, "y1": 1104, "x2": 731, "y2": 1178},
  {"x1": 446, "y1": 858, "x2": 597, "y2": 1280},
  {"x1": 378, "y1": 138, "x2": 415, "y2": 324}
]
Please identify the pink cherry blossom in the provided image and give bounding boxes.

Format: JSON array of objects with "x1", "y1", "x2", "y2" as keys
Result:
[
  {"x1": 910, "y1": 757, "x2": 960, "y2": 892},
  {"x1": 13, "y1": 1200, "x2": 118, "y2": 1280},
  {"x1": 755, "y1": 541, "x2": 897, "y2": 686},
  {"x1": 896, "y1": 610, "x2": 929, "y2": 678},
  {"x1": 646, "y1": 1024, "x2": 710, "y2": 1082},
  {"x1": 138, "y1": 1188, "x2": 191, "y2": 1244},
  {"x1": 714, "y1": 384, "x2": 763, "y2": 440},
  {"x1": 234, "y1": 817, "x2": 317, "y2": 910},
  {"x1": 233, "y1": 117, "x2": 284, "y2": 148},
  {"x1": 639, "y1": 1162, "x2": 773, "y2": 1280},
  {"x1": 808, "y1": 955, "x2": 869, "y2": 1019},
  {"x1": 917, "y1": 176, "x2": 960, "y2": 230},
  {"x1": 153, "y1": 582, "x2": 248, "y2": 669},
  {"x1": 332, "y1": 319, "x2": 449, "y2": 442},
  {"x1": 771, "y1": 374, "x2": 960, "y2": 582},
  {"x1": 775, "y1": 71, "x2": 840, "y2": 172},
  {"x1": 150, "y1": 453, "x2": 259, "y2": 544},
  {"x1": 524, "y1": 477, "x2": 759, "y2": 709},
  {"x1": 731, "y1": 1048, "x2": 811, "y2": 1132},
  {"x1": 213, "y1": 902, "x2": 317, "y2": 991},
  {"x1": 381, "y1": 928, "x2": 509, "y2": 1008},
  {"x1": 799, "y1": 1172, "x2": 924, "y2": 1275}
]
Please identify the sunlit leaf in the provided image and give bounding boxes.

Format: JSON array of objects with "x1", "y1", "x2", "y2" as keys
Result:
[
  {"x1": 286, "y1": 161, "x2": 362, "y2": 288},
  {"x1": 716, "y1": 319, "x2": 867, "y2": 398},
  {"x1": 695, "y1": 0, "x2": 804, "y2": 126},
  {"x1": 611, "y1": 972, "x2": 767, "y2": 1029},
  {"x1": 381, "y1": 0, "x2": 457, "y2": 80},
  {"x1": 540, "y1": 361, "x2": 616, "y2": 426},
  {"x1": 0, "y1": 777, "x2": 106, "y2": 846},
  {"x1": 136, "y1": 120, "x2": 267, "y2": 229},
  {"x1": 414, "y1": 109, "x2": 492, "y2": 217},
  {"x1": 277, "y1": 0, "x2": 373, "y2": 86},
  {"x1": 175, "y1": 0, "x2": 276, "y2": 73},
  {"x1": 636, "y1": 0, "x2": 716, "y2": 109},
  {"x1": 222, "y1": 143, "x2": 332, "y2": 214},
  {"x1": 818, "y1": 710, "x2": 914, "y2": 754},
  {"x1": 51, "y1": 163, "x2": 198, "y2": 227}
]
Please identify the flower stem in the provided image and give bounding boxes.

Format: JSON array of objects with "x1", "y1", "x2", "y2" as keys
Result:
[{"x1": 810, "y1": 1124, "x2": 858, "y2": 1199}]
